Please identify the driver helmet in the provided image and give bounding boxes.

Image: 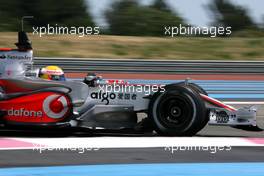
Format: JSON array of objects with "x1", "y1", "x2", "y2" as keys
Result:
[{"x1": 39, "y1": 65, "x2": 66, "y2": 81}]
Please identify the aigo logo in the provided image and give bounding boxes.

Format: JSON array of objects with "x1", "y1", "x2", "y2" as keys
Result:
[
  {"x1": 42, "y1": 94, "x2": 70, "y2": 119},
  {"x1": 91, "y1": 91, "x2": 116, "y2": 105}
]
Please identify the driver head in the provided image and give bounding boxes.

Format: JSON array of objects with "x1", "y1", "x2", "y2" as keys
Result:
[{"x1": 39, "y1": 65, "x2": 66, "y2": 81}]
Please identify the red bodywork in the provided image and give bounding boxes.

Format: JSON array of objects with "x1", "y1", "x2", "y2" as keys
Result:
[
  {"x1": 0, "y1": 92, "x2": 72, "y2": 123},
  {"x1": 0, "y1": 80, "x2": 30, "y2": 93}
]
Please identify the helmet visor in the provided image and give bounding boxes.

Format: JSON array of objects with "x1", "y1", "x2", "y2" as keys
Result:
[{"x1": 50, "y1": 74, "x2": 66, "y2": 81}]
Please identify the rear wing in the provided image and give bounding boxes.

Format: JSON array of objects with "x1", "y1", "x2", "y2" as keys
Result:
[{"x1": 0, "y1": 31, "x2": 33, "y2": 78}]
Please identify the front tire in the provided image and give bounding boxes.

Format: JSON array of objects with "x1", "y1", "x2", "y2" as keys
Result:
[{"x1": 148, "y1": 84, "x2": 207, "y2": 136}]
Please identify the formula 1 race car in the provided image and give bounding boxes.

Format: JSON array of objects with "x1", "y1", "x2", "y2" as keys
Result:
[{"x1": 0, "y1": 32, "x2": 261, "y2": 136}]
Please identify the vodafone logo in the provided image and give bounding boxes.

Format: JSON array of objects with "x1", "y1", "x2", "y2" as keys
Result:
[
  {"x1": 43, "y1": 95, "x2": 69, "y2": 119},
  {"x1": 7, "y1": 108, "x2": 42, "y2": 117}
]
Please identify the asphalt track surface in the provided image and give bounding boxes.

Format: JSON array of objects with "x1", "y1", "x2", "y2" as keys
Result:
[
  {"x1": 0, "y1": 147, "x2": 264, "y2": 168},
  {"x1": 0, "y1": 72, "x2": 264, "y2": 173},
  {"x1": 0, "y1": 106, "x2": 263, "y2": 169}
]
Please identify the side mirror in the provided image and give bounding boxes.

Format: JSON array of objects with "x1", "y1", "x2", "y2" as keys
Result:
[{"x1": 83, "y1": 73, "x2": 98, "y2": 87}]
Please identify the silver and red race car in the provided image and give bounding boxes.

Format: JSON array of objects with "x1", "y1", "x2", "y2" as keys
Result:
[{"x1": 0, "y1": 32, "x2": 260, "y2": 136}]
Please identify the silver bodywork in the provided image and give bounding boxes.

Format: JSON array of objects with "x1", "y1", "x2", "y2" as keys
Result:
[
  {"x1": 67, "y1": 79, "x2": 258, "y2": 129},
  {"x1": 0, "y1": 50, "x2": 33, "y2": 78},
  {"x1": 72, "y1": 83, "x2": 151, "y2": 129}
]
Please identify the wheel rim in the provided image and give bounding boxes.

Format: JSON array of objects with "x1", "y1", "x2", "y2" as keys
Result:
[{"x1": 157, "y1": 94, "x2": 194, "y2": 129}]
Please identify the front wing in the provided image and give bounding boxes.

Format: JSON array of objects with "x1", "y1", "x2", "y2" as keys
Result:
[{"x1": 201, "y1": 94, "x2": 257, "y2": 126}]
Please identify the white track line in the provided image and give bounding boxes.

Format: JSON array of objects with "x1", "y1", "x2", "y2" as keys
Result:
[{"x1": 5, "y1": 137, "x2": 263, "y2": 150}]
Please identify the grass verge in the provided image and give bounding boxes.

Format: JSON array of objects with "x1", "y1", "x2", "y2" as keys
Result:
[{"x1": 0, "y1": 32, "x2": 263, "y2": 60}]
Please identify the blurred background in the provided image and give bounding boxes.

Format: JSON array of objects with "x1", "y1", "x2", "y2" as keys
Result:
[{"x1": 0, "y1": 0, "x2": 263, "y2": 60}]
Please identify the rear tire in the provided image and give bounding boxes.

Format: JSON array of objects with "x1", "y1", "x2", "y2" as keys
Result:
[{"x1": 148, "y1": 84, "x2": 207, "y2": 136}]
